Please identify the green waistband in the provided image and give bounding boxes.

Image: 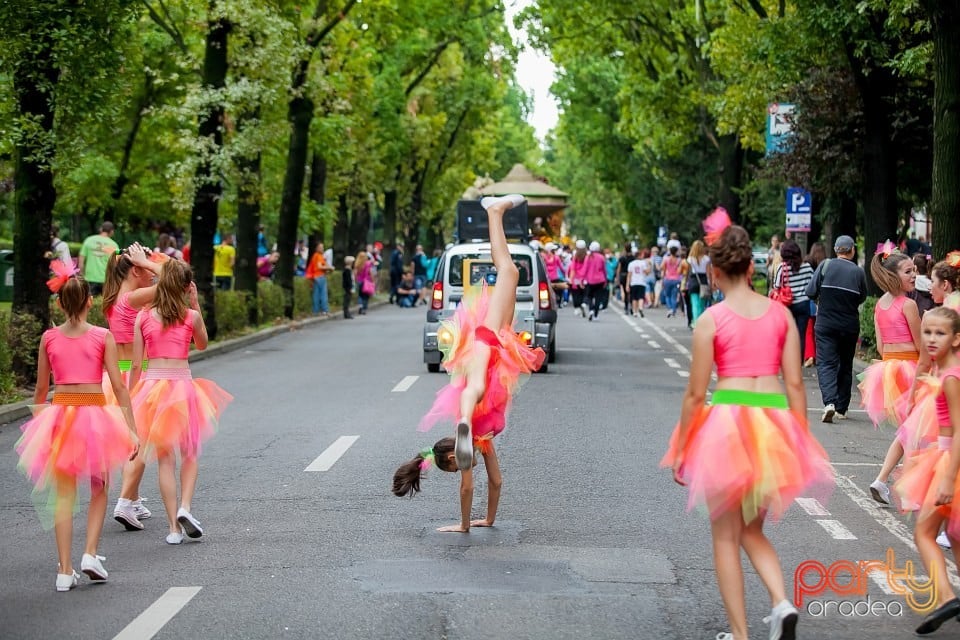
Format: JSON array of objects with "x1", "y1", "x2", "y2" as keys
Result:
[
  {"x1": 116, "y1": 359, "x2": 148, "y2": 373},
  {"x1": 710, "y1": 389, "x2": 789, "y2": 409}
]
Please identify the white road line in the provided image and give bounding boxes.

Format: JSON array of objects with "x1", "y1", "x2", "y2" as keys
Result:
[
  {"x1": 112, "y1": 587, "x2": 202, "y2": 640},
  {"x1": 833, "y1": 474, "x2": 960, "y2": 590},
  {"x1": 641, "y1": 317, "x2": 692, "y2": 358},
  {"x1": 677, "y1": 371, "x2": 690, "y2": 378},
  {"x1": 795, "y1": 497, "x2": 831, "y2": 516},
  {"x1": 664, "y1": 358, "x2": 682, "y2": 369},
  {"x1": 647, "y1": 340, "x2": 661, "y2": 349},
  {"x1": 633, "y1": 326, "x2": 644, "y2": 333},
  {"x1": 815, "y1": 519, "x2": 858, "y2": 540},
  {"x1": 868, "y1": 570, "x2": 898, "y2": 595},
  {"x1": 391, "y1": 376, "x2": 419, "y2": 393},
  {"x1": 304, "y1": 436, "x2": 360, "y2": 472}
]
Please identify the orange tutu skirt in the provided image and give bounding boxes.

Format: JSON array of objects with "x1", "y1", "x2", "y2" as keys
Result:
[
  {"x1": 130, "y1": 368, "x2": 232, "y2": 459},
  {"x1": 661, "y1": 390, "x2": 833, "y2": 524},
  {"x1": 858, "y1": 354, "x2": 918, "y2": 427},
  {"x1": 419, "y1": 284, "x2": 545, "y2": 439},
  {"x1": 895, "y1": 438, "x2": 960, "y2": 538},
  {"x1": 16, "y1": 393, "x2": 136, "y2": 525}
]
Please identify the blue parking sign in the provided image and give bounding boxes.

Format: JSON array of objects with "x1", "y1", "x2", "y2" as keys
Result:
[{"x1": 785, "y1": 187, "x2": 812, "y2": 232}]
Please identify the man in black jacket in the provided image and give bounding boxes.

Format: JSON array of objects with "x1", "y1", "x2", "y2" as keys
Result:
[
  {"x1": 805, "y1": 235, "x2": 868, "y2": 423},
  {"x1": 389, "y1": 243, "x2": 405, "y2": 304}
]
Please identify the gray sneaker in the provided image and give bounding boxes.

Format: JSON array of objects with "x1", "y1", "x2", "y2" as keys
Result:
[{"x1": 454, "y1": 421, "x2": 474, "y2": 471}]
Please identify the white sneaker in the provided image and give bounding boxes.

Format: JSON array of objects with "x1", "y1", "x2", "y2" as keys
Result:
[
  {"x1": 113, "y1": 501, "x2": 144, "y2": 531},
  {"x1": 937, "y1": 531, "x2": 952, "y2": 548},
  {"x1": 177, "y1": 507, "x2": 203, "y2": 538},
  {"x1": 133, "y1": 498, "x2": 152, "y2": 520},
  {"x1": 55, "y1": 570, "x2": 79, "y2": 592},
  {"x1": 80, "y1": 553, "x2": 108, "y2": 581},
  {"x1": 580, "y1": 303, "x2": 589, "y2": 317},
  {"x1": 764, "y1": 599, "x2": 799, "y2": 640},
  {"x1": 834, "y1": 411, "x2": 847, "y2": 421},
  {"x1": 716, "y1": 634, "x2": 734, "y2": 640},
  {"x1": 869, "y1": 479, "x2": 891, "y2": 505},
  {"x1": 165, "y1": 530, "x2": 184, "y2": 545},
  {"x1": 480, "y1": 194, "x2": 525, "y2": 210},
  {"x1": 821, "y1": 404, "x2": 836, "y2": 423}
]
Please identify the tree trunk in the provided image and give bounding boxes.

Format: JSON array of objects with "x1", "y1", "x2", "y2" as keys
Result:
[
  {"x1": 190, "y1": 5, "x2": 229, "y2": 340},
  {"x1": 235, "y1": 110, "x2": 262, "y2": 325},
  {"x1": 276, "y1": 96, "x2": 313, "y2": 319},
  {"x1": 105, "y1": 73, "x2": 154, "y2": 222},
  {"x1": 717, "y1": 133, "x2": 743, "y2": 222},
  {"x1": 333, "y1": 194, "x2": 350, "y2": 265},
  {"x1": 308, "y1": 151, "x2": 327, "y2": 242},
  {"x1": 348, "y1": 199, "x2": 370, "y2": 259},
  {"x1": 858, "y1": 83, "x2": 898, "y2": 293},
  {"x1": 11, "y1": 35, "x2": 58, "y2": 383},
  {"x1": 383, "y1": 188, "x2": 398, "y2": 257},
  {"x1": 924, "y1": 0, "x2": 960, "y2": 259}
]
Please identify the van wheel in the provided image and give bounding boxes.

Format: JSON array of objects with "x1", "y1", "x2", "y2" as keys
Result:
[
  {"x1": 537, "y1": 362, "x2": 548, "y2": 374},
  {"x1": 548, "y1": 339, "x2": 556, "y2": 363},
  {"x1": 427, "y1": 362, "x2": 441, "y2": 373}
]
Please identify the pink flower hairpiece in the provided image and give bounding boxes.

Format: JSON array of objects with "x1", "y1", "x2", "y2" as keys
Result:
[
  {"x1": 148, "y1": 250, "x2": 170, "y2": 264},
  {"x1": 702, "y1": 206, "x2": 732, "y2": 246},
  {"x1": 419, "y1": 447, "x2": 435, "y2": 471},
  {"x1": 46, "y1": 259, "x2": 79, "y2": 293},
  {"x1": 875, "y1": 240, "x2": 897, "y2": 260},
  {"x1": 946, "y1": 251, "x2": 960, "y2": 268}
]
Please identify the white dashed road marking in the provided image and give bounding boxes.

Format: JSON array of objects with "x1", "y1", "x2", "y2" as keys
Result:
[
  {"x1": 391, "y1": 376, "x2": 419, "y2": 393},
  {"x1": 304, "y1": 436, "x2": 360, "y2": 472},
  {"x1": 795, "y1": 498, "x2": 831, "y2": 517},
  {"x1": 664, "y1": 358, "x2": 682, "y2": 369},
  {"x1": 815, "y1": 519, "x2": 858, "y2": 540},
  {"x1": 112, "y1": 587, "x2": 202, "y2": 640}
]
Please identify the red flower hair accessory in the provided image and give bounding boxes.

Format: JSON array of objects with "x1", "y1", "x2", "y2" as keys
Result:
[
  {"x1": 46, "y1": 260, "x2": 79, "y2": 293},
  {"x1": 702, "y1": 206, "x2": 732, "y2": 246}
]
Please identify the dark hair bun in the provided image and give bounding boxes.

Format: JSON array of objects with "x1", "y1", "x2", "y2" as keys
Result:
[{"x1": 709, "y1": 226, "x2": 753, "y2": 276}]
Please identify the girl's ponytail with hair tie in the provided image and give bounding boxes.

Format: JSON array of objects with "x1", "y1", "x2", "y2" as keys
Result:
[
  {"x1": 46, "y1": 259, "x2": 79, "y2": 293},
  {"x1": 419, "y1": 447, "x2": 436, "y2": 471}
]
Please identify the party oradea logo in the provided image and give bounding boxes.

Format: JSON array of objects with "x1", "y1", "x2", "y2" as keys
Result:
[{"x1": 795, "y1": 549, "x2": 936, "y2": 617}]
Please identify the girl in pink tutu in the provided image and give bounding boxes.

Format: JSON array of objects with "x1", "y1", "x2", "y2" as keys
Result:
[
  {"x1": 392, "y1": 195, "x2": 545, "y2": 533},
  {"x1": 129, "y1": 259, "x2": 232, "y2": 544},
  {"x1": 661, "y1": 224, "x2": 832, "y2": 640},
  {"x1": 16, "y1": 263, "x2": 139, "y2": 592},
  {"x1": 862, "y1": 245, "x2": 928, "y2": 505},
  {"x1": 102, "y1": 242, "x2": 162, "y2": 530},
  {"x1": 893, "y1": 307, "x2": 960, "y2": 634}
]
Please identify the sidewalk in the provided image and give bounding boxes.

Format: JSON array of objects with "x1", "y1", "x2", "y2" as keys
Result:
[{"x1": 0, "y1": 300, "x2": 388, "y2": 426}]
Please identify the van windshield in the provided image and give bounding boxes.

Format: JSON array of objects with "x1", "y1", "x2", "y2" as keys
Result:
[{"x1": 448, "y1": 253, "x2": 534, "y2": 287}]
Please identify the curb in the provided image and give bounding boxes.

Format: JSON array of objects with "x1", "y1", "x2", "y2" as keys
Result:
[{"x1": 0, "y1": 298, "x2": 389, "y2": 426}]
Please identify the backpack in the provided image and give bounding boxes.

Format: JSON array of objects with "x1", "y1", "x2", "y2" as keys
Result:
[{"x1": 769, "y1": 264, "x2": 793, "y2": 306}]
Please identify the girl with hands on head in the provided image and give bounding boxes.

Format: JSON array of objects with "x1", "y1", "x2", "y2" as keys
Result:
[{"x1": 393, "y1": 194, "x2": 544, "y2": 533}]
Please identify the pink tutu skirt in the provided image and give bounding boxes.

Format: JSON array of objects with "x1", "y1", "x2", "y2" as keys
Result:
[
  {"x1": 16, "y1": 393, "x2": 135, "y2": 525},
  {"x1": 893, "y1": 375, "x2": 940, "y2": 454},
  {"x1": 661, "y1": 390, "x2": 833, "y2": 524},
  {"x1": 858, "y1": 355, "x2": 918, "y2": 427},
  {"x1": 130, "y1": 368, "x2": 232, "y2": 459},
  {"x1": 895, "y1": 437, "x2": 960, "y2": 538},
  {"x1": 419, "y1": 285, "x2": 545, "y2": 439}
]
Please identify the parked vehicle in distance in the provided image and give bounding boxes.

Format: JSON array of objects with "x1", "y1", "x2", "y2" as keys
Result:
[
  {"x1": 752, "y1": 251, "x2": 768, "y2": 278},
  {"x1": 423, "y1": 241, "x2": 557, "y2": 373}
]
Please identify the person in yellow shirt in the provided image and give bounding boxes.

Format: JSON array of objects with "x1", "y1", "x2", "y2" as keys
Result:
[{"x1": 213, "y1": 234, "x2": 236, "y2": 290}]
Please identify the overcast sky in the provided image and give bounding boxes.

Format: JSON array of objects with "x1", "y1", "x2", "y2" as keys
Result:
[{"x1": 504, "y1": 0, "x2": 559, "y2": 142}]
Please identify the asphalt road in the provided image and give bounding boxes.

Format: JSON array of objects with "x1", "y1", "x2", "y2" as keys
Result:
[{"x1": 0, "y1": 299, "x2": 947, "y2": 639}]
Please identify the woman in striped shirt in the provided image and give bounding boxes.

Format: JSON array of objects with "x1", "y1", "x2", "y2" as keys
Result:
[{"x1": 771, "y1": 240, "x2": 815, "y2": 361}]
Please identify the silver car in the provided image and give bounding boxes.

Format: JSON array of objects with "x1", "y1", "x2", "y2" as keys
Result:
[{"x1": 422, "y1": 242, "x2": 557, "y2": 373}]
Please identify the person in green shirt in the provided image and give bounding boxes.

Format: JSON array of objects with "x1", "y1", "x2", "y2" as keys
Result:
[
  {"x1": 213, "y1": 234, "x2": 236, "y2": 290},
  {"x1": 78, "y1": 222, "x2": 120, "y2": 295}
]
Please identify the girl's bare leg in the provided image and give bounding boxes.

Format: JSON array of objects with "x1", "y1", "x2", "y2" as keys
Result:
[
  {"x1": 119, "y1": 457, "x2": 147, "y2": 501},
  {"x1": 54, "y1": 478, "x2": 77, "y2": 575},
  {"x1": 179, "y1": 455, "x2": 198, "y2": 513},
  {"x1": 917, "y1": 515, "x2": 956, "y2": 606},
  {"x1": 156, "y1": 451, "x2": 179, "y2": 534},
  {"x1": 711, "y1": 509, "x2": 749, "y2": 640},
  {"x1": 875, "y1": 439, "x2": 903, "y2": 485},
  {"x1": 740, "y1": 518, "x2": 788, "y2": 605},
  {"x1": 84, "y1": 478, "x2": 107, "y2": 556},
  {"x1": 483, "y1": 201, "x2": 519, "y2": 331}
]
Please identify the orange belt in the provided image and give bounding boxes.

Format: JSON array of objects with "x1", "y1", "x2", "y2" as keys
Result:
[
  {"x1": 52, "y1": 393, "x2": 107, "y2": 406},
  {"x1": 882, "y1": 351, "x2": 919, "y2": 362}
]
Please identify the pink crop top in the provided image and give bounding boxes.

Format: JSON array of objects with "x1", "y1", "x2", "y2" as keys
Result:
[
  {"x1": 139, "y1": 310, "x2": 194, "y2": 359},
  {"x1": 875, "y1": 297, "x2": 914, "y2": 344},
  {"x1": 105, "y1": 292, "x2": 137, "y2": 344},
  {"x1": 43, "y1": 326, "x2": 109, "y2": 384},
  {"x1": 709, "y1": 302, "x2": 787, "y2": 377},
  {"x1": 936, "y1": 367, "x2": 960, "y2": 426}
]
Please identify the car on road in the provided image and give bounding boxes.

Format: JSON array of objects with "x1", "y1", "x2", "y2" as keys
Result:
[
  {"x1": 752, "y1": 250, "x2": 769, "y2": 278},
  {"x1": 423, "y1": 241, "x2": 557, "y2": 373}
]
